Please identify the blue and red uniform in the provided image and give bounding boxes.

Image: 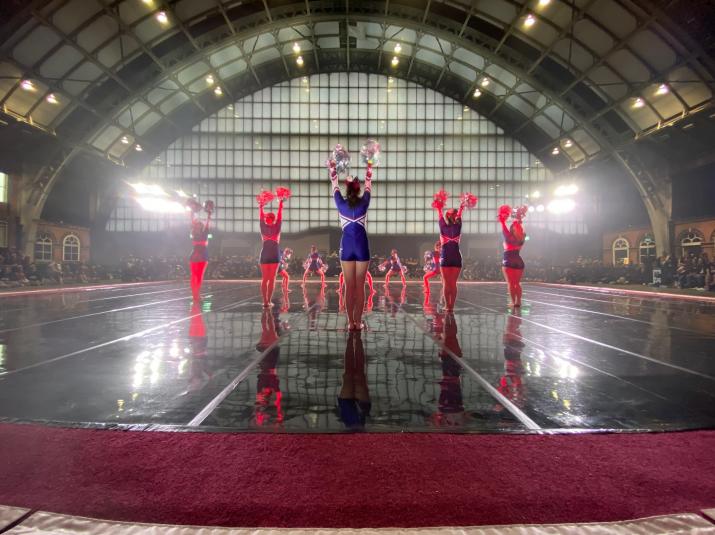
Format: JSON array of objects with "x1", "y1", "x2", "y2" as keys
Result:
[
  {"x1": 388, "y1": 254, "x2": 403, "y2": 272},
  {"x1": 278, "y1": 250, "x2": 291, "y2": 272},
  {"x1": 439, "y1": 215, "x2": 462, "y2": 268},
  {"x1": 306, "y1": 252, "x2": 322, "y2": 271},
  {"x1": 331, "y1": 165, "x2": 372, "y2": 262},
  {"x1": 424, "y1": 251, "x2": 440, "y2": 274}
]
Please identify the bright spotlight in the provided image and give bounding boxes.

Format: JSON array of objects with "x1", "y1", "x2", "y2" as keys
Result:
[
  {"x1": 554, "y1": 184, "x2": 579, "y2": 196},
  {"x1": 547, "y1": 198, "x2": 576, "y2": 214}
]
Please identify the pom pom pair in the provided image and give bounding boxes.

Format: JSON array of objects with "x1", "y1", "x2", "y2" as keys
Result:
[
  {"x1": 432, "y1": 190, "x2": 478, "y2": 210},
  {"x1": 256, "y1": 187, "x2": 292, "y2": 206},
  {"x1": 498, "y1": 204, "x2": 528, "y2": 221},
  {"x1": 360, "y1": 139, "x2": 381, "y2": 167}
]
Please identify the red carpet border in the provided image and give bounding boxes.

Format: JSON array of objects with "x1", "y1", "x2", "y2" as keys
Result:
[{"x1": 0, "y1": 424, "x2": 713, "y2": 528}]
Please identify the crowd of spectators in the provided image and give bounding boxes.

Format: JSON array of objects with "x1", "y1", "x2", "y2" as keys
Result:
[{"x1": 1, "y1": 246, "x2": 713, "y2": 292}]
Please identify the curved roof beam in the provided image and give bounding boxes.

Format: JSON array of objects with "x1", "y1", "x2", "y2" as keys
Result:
[{"x1": 3, "y1": 0, "x2": 711, "y2": 214}]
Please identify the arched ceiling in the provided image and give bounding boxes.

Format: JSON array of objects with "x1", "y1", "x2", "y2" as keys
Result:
[{"x1": 1, "y1": 0, "x2": 714, "y2": 212}]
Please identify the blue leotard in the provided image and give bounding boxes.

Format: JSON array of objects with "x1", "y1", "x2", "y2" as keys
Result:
[
  {"x1": 278, "y1": 251, "x2": 291, "y2": 272},
  {"x1": 439, "y1": 216, "x2": 462, "y2": 268},
  {"x1": 331, "y1": 165, "x2": 372, "y2": 262},
  {"x1": 307, "y1": 252, "x2": 322, "y2": 271},
  {"x1": 424, "y1": 251, "x2": 440, "y2": 273},
  {"x1": 334, "y1": 192, "x2": 371, "y2": 262}
]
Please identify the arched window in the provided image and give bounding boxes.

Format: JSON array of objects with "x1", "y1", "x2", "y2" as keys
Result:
[
  {"x1": 62, "y1": 235, "x2": 80, "y2": 262},
  {"x1": 679, "y1": 229, "x2": 703, "y2": 258},
  {"x1": 639, "y1": 234, "x2": 656, "y2": 264},
  {"x1": 612, "y1": 237, "x2": 630, "y2": 266},
  {"x1": 34, "y1": 233, "x2": 53, "y2": 262}
]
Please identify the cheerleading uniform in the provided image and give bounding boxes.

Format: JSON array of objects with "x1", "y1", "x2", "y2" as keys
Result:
[
  {"x1": 278, "y1": 250, "x2": 291, "y2": 272},
  {"x1": 259, "y1": 203, "x2": 282, "y2": 264},
  {"x1": 501, "y1": 220, "x2": 525, "y2": 270},
  {"x1": 439, "y1": 213, "x2": 463, "y2": 268},
  {"x1": 331, "y1": 165, "x2": 372, "y2": 262},
  {"x1": 306, "y1": 252, "x2": 322, "y2": 272},
  {"x1": 389, "y1": 254, "x2": 402, "y2": 272},
  {"x1": 190, "y1": 228, "x2": 209, "y2": 263},
  {"x1": 189, "y1": 215, "x2": 210, "y2": 301}
]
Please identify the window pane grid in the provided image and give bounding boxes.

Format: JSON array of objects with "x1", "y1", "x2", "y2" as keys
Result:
[{"x1": 109, "y1": 74, "x2": 584, "y2": 234}]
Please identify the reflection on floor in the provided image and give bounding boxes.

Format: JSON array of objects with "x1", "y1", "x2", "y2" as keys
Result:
[{"x1": 1, "y1": 280, "x2": 714, "y2": 432}]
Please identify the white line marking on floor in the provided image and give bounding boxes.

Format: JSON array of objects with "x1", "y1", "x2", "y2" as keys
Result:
[
  {"x1": 187, "y1": 304, "x2": 318, "y2": 427},
  {"x1": 458, "y1": 297, "x2": 715, "y2": 382},
  {"x1": 0, "y1": 289, "x2": 254, "y2": 378},
  {"x1": 398, "y1": 307, "x2": 542, "y2": 431}
]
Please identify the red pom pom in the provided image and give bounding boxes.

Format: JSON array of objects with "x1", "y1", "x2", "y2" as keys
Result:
[
  {"x1": 186, "y1": 198, "x2": 202, "y2": 213},
  {"x1": 256, "y1": 190, "x2": 274, "y2": 206},
  {"x1": 432, "y1": 189, "x2": 448, "y2": 210},
  {"x1": 275, "y1": 187, "x2": 291, "y2": 201},
  {"x1": 460, "y1": 192, "x2": 478, "y2": 209},
  {"x1": 498, "y1": 204, "x2": 512, "y2": 221},
  {"x1": 514, "y1": 205, "x2": 529, "y2": 221}
]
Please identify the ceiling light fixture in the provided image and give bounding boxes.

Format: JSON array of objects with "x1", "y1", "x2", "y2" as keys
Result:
[
  {"x1": 121, "y1": 135, "x2": 130, "y2": 144},
  {"x1": 656, "y1": 83, "x2": 669, "y2": 95},
  {"x1": 633, "y1": 97, "x2": 645, "y2": 108},
  {"x1": 214, "y1": 86, "x2": 223, "y2": 96},
  {"x1": 293, "y1": 43, "x2": 301, "y2": 54},
  {"x1": 551, "y1": 147, "x2": 560, "y2": 155},
  {"x1": 135, "y1": 144, "x2": 143, "y2": 152},
  {"x1": 205, "y1": 75, "x2": 214, "y2": 85},
  {"x1": 538, "y1": 0, "x2": 551, "y2": 6},
  {"x1": 394, "y1": 43, "x2": 402, "y2": 53},
  {"x1": 563, "y1": 139, "x2": 573, "y2": 148},
  {"x1": 473, "y1": 88, "x2": 482, "y2": 98},
  {"x1": 156, "y1": 11, "x2": 168, "y2": 24},
  {"x1": 391, "y1": 56, "x2": 399, "y2": 67},
  {"x1": 524, "y1": 14, "x2": 536, "y2": 27},
  {"x1": 296, "y1": 55, "x2": 304, "y2": 66},
  {"x1": 480, "y1": 77, "x2": 490, "y2": 87},
  {"x1": 20, "y1": 80, "x2": 35, "y2": 91},
  {"x1": 46, "y1": 93, "x2": 58, "y2": 104}
]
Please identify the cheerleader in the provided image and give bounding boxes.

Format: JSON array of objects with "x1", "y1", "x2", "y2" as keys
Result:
[
  {"x1": 329, "y1": 153, "x2": 374, "y2": 331},
  {"x1": 302, "y1": 245, "x2": 326, "y2": 285},
  {"x1": 423, "y1": 241, "x2": 442, "y2": 290},
  {"x1": 431, "y1": 190, "x2": 477, "y2": 312},
  {"x1": 188, "y1": 200, "x2": 213, "y2": 302},
  {"x1": 379, "y1": 249, "x2": 406, "y2": 286},
  {"x1": 257, "y1": 189, "x2": 289, "y2": 308},
  {"x1": 499, "y1": 205, "x2": 527, "y2": 307},
  {"x1": 278, "y1": 248, "x2": 293, "y2": 292}
]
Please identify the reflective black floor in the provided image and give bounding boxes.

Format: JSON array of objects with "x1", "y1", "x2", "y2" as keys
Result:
[{"x1": 1, "y1": 280, "x2": 714, "y2": 433}]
